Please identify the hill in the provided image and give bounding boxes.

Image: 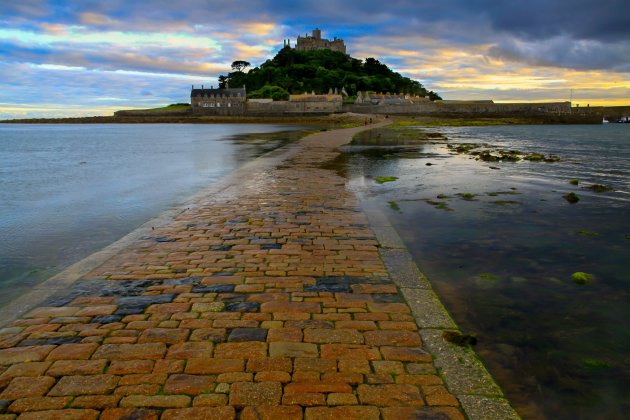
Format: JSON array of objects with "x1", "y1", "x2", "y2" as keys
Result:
[{"x1": 219, "y1": 47, "x2": 441, "y2": 101}]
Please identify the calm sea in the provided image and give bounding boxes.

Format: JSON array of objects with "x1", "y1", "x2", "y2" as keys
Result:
[
  {"x1": 0, "y1": 123, "x2": 306, "y2": 307},
  {"x1": 341, "y1": 124, "x2": 629, "y2": 419}
]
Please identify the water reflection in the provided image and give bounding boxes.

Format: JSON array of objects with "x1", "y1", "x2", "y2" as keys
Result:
[{"x1": 340, "y1": 124, "x2": 630, "y2": 419}]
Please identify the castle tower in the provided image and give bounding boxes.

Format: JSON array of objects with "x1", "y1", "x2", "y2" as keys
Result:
[{"x1": 295, "y1": 28, "x2": 347, "y2": 54}]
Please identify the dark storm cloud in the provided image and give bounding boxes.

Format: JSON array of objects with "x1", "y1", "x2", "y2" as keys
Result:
[
  {"x1": 5, "y1": 1, "x2": 627, "y2": 41},
  {"x1": 4, "y1": 0, "x2": 627, "y2": 71}
]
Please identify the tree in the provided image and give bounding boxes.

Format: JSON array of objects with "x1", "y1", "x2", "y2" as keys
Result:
[
  {"x1": 217, "y1": 49, "x2": 439, "y2": 100},
  {"x1": 231, "y1": 60, "x2": 251, "y2": 72}
]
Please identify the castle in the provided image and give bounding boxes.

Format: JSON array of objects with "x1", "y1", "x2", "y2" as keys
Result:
[
  {"x1": 187, "y1": 28, "x2": 573, "y2": 118},
  {"x1": 290, "y1": 28, "x2": 347, "y2": 54}
]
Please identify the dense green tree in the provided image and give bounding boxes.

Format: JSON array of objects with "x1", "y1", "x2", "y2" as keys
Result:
[
  {"x1": 218, "y1": 47, "x2": 441, "y2": 100},
  {"x1": 249, "y1": 85, "x2": 290, "y2": 101}
]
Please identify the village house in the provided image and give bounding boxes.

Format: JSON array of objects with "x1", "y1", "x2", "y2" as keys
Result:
[
  {"x1": 190, "y1": 85, "x2": 246, "y2": 115},
  {"x1": 288, "y1": 92, "x2": 343, "y2": 113}
]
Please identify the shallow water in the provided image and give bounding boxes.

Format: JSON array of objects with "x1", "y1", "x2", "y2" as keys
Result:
[
  {"x1": 0, "y1": 123, "x2": 308, "y2": 307},
  {"x1": 340, "y1": 124, "x2": 630, "y2": 419}
]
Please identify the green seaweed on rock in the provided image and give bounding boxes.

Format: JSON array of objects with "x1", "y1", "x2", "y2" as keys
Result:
[
  {"x1": 563, "y1": 192, "x2": 580, "y2": 203},
  {"x1": 457, "y1": 193, "x2": 478, "y2": 201},
  {"x1": 387, "y1": 201, "x2": 401, "y2": 212},
  {"x1": 571, "y1": 272, "x2": 593, "y2": 285},
  {"x1": 424, "y1": 199, "x2": 453, "y2": 211},
  {"x1": 375, "y1": 176, "x2": 398, "y2": 184},
  {"x1": 569, "y1": 179, "x2": 580, "y2": 186},
  {"x1": 581, "y1": 359, "x2": 611, "y2": 369},
  {"x1": 587, "y1": 184, "x2": 613, "y2": 193}
]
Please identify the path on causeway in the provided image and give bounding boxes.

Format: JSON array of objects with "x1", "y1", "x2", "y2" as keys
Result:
[{"x1": 0, "y1": 123, "x2": 482, "y2": 419}]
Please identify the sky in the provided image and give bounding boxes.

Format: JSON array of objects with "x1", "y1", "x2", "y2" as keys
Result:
[{"x1": 1, "y1": 0, "x2": 629, "y2": 119}]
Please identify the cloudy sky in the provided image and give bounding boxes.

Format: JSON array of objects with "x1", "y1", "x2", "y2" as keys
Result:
[{"x1": 1, "y1": 0, "x2": 628, "y2": 118}]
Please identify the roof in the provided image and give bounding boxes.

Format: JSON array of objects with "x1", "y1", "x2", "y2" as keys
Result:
[
  {"x1": 191, "y1": 87, "x2": 246, "y2": 98},
  {"x1": 289, "y1": 94, "x2": 342, "y2": 102}
]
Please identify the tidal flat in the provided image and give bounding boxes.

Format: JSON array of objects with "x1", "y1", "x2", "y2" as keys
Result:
[{"x1": 337, "y1": 122, "x2": 630, "y2": 419}]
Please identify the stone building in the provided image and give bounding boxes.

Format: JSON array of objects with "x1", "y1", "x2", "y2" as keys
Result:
[
  {"x1": 295, "y1": 28, "x2": 346, "y2": 54},
  {"x1": 355, "y1": 91, "x2": 430, "y2": 105},
  {"x1": 288, "y1": 92, "x2": 343, "y2": 113},
  {"x1": 246, "y1": 92, "x2": 343, "y2": 115},
  {"x1": 190, "y1": 85, "x2": 246, "y2": 115}
]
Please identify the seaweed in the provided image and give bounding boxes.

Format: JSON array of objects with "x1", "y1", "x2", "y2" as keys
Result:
[
  {"x1": 387, "y1": 201, "x2": 401, "y2": 212},
  {"x1": 457, "y1": 193, "x2": 478, "y2": 201},
  {"x1": 581, "y1": 359, "x2": 611, "y2": 369},
  {"x1": 486, "y1": 191, "x2": 521, "y2": 197},
  {"x1": 571, "y1": 272, "x2": 593, "y2": 285},
  {"x1": 375, "y1": 176, "x2": 398, "y2": 184},
  {"x1": 563, "y1": 192, "x2": 580, "y2": 203},
  {"x1": 587, "y1": 184, "x2": 613, "y2": 193},
  {"x1": 424, "y1": 199, "x2": 453, "y2": 211},
  {"x1": 523, "y1": 153, "x2": 545, "y2": 161}
]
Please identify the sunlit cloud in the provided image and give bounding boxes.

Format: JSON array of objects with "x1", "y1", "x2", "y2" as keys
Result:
[{"x1": 0, "y1": 0, "x2": 628, "y2": 118}]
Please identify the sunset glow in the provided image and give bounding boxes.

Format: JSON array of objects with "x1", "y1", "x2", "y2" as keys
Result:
[{"x1": 1, "y1": 1, "x2": 628, "y2": 118}]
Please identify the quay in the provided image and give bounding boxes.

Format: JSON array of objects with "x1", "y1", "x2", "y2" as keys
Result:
[{"x1": 0, "y1": 122, "x2": 519, "y2": 419}]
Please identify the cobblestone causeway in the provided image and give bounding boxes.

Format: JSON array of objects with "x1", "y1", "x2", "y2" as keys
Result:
[{"x1": 0, "y1": 123, "x2": 468, "y2": 419}]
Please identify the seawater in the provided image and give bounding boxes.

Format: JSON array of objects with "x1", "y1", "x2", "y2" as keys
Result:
[
  {"x1": 340, "y1": 124, "x2": 629, "y2": 419},
  {"x1": 0, "y1": 123, "x2": 307, "y2": 307}
]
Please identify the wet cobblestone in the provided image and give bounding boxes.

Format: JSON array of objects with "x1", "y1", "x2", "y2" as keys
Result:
[{"x1": 0, "y1": 124, "x2": 466, "y2": 419}]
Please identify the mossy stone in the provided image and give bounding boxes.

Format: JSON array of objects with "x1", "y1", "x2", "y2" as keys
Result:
[
  {"x1": 582, "y1": 358, "x2": 611, "y2": 369},
  {"x1": 564, "y1": 192, "x2": 580, "y2": 203},
  {"x1": 571, "y1": 272, "x2": 593, "y2": 285},
  {"x1": 375, "y1": 176, "x2": 398, "y2": 183}
]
